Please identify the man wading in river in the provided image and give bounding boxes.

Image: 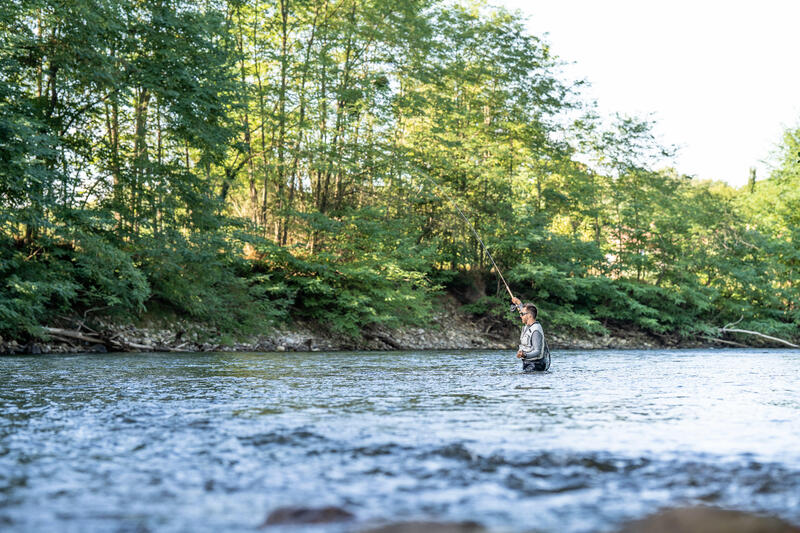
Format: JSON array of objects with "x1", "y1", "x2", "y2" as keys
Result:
[{"x1": 511, "y1": 297, "x2": 550, "y2": 372}]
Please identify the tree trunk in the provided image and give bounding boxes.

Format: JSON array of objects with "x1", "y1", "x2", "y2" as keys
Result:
[
  {"x1": 253, "y1": 4, "x2": 271, "y2": 229},
  {"x1": 132, "y1": 87, "x2": 151, "y2": 237},
  {"x1": 282, "y1": 0, "x2": 322, "y2": 246},
  {"x1": 237, "y1": 6, "x2": 257, "y2": 225}
]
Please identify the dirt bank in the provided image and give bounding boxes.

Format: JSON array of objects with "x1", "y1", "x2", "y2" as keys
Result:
[{"x1": 0, "y1": 295, "x2": 724, "y2": 355}]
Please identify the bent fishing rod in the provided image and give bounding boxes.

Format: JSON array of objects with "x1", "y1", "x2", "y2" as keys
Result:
[{"x1": 422, "y1": 179, "x2": 516, "y2": 301}]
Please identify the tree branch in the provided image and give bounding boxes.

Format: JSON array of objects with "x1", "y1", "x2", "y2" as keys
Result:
[
  {"x1": 699, "y1": 335, "x2": 749, "y2": 348},
  {"x1": 718, "y1": 327, "x2": 799, "y2": 348},
  {"x1": 723, "y1": 315, "x2": 744, "y2": 330}
]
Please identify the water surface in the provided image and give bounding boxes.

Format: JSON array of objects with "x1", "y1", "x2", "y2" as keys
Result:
[{"x1": 2, "y1": 349, "x2": 799, "y2": 532}]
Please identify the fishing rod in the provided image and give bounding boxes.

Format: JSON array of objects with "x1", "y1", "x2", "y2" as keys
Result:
[
  {"x1": 424, "y1": 181, "x2": 516, "y2": 300},
  {"x1": 448, "y1": 200, "x2": 515, "y2": 299}
]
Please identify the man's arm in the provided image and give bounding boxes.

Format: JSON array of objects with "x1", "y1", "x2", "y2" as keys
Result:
[
  {"x1": 512, "y1": 296, "x2": 523, "y2": 358},
  {"x1": 528, "y1": 329, "x2": 544, "y2": 359}
]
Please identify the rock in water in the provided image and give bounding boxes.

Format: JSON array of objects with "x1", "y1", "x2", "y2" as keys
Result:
[
  {"x1": 361, "y1": 522, "x2": 485, "y2": 533},
  {"x1": 260, "y1": 506, "x2": 354, "y2": 526},
  {"x1": 24, "y1": 342, "x2": 42, "y2": 354},
  {"x1": 617, "y1": 507, "x2": 800, "y2": 533}
]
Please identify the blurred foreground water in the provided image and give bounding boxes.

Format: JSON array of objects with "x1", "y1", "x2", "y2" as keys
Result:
[{"x1": 1, "y1": 349, "x2": 799, "y2": 532}]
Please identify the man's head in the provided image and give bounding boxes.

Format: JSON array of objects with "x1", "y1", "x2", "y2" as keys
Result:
[{"x1": 519, "y1": 303, "x2": 537, "y2": 325}]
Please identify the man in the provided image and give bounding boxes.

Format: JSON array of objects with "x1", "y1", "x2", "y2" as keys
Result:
[{"x1": 511, "y1": 296, "x2": 550, "y2": 372}]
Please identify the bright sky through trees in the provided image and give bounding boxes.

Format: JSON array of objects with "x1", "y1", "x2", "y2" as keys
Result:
[{"x1": 497, "y1": 0, "x2": 800, "y2": 186}]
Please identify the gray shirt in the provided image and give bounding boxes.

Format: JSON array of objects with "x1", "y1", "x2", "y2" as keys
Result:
[{"x1": 519, "y1": 321, "x2": 545, "y2": 360}]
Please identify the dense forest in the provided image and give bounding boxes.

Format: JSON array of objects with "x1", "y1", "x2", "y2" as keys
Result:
[{"x1": 1, "y1": 0, "x2": 798, "y2": 344}]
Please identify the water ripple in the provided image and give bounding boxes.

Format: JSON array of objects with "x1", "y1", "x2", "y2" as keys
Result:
[{"x1": 1, "y1": 349, "x2": 799, "y2": 532}]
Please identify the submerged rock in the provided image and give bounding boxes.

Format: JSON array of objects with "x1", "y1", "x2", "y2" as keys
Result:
[
  {"x1": 360, "y1": 521, "x2": 485, "y2": 533},
  {"x1": 617, "y1": 507, "x2": 800, "y2": 533},
  {"x1": 260, "y1": 506, "x2": 355, "y2": 526}
]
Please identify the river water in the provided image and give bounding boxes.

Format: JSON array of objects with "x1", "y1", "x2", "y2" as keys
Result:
[{"x1": 1, "y1": 349, "x2": 799, "y2": 532}]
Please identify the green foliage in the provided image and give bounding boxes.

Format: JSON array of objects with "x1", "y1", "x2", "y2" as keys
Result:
[
  {"x1": 256, "y1": 209, "x2": 438, "y2": 337},
  {"x1": 57, "y1": 211, "x2": 150, "y2": 314},
  {"x1": 136, "y1": 227, "x2": 293, "y2": 334},
  {"x1": 0, "y1": 239, "x2": 78, "y2": 337},
  {"x1": 1, "y1": 0, "x2": 797, "y2": 347},
  {"x1": 284, "y1": 257, "x2": 433, "y2": 338},
  {"x1": 461, "y1": 295, "x2": 505, "y2": 317},
  {"x1": 0, "y1": 211, "x2": 149, "y2": 337}
]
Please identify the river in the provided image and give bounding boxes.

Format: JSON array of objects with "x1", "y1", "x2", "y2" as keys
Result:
[{"x1": 1, "y1": 349, "x2": 799, "y2": 532}]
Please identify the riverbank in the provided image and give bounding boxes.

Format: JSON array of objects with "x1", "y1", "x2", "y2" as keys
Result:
[{"x1": 0, "y1": 295, "x2": 724, "y2": 355}]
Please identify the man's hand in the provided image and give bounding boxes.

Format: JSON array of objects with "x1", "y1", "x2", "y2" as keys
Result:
[
  {"x1": 516, "y1": 350, "x2": 524, "y2": 359},
  {"x1": 511, "y1": 297, "x2": 521, "y2": 306}
]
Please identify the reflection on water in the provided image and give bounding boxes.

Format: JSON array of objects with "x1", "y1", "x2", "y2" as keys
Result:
[{"x1": 1, "y1": 349, "x2": 800, "y2": 532}]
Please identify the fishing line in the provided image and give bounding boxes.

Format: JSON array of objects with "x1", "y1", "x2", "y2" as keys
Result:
[
  {"x1": 420, "y1": 179, "x2": 515, "y2": 299},
  {"x1": 448, "y1": 199, "x2": 515, "y2": 299}
]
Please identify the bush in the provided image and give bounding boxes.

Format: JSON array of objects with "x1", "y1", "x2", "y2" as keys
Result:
[
  {"x1": 0, "y1": 214, "x2": 150, "y2": 337},
  {"x1": 136, "y1": 227, "x2": 293, "y2": 335},
  {"x1": 254, "y1": 208, "x2": 439, "y2": 338}
]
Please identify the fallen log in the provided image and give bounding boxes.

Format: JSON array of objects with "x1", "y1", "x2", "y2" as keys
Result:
[
  {"x1": 44, "y1": 327, "x2": 107, "y2": 346},
  {"x1": 122, "y1": 339, "x2": 156, "y2": 351},
  {"x1": 46, "y1": 334, "x2": 79, "y2": 345},
  {"x1": 44, "y1": 327, "x2": 155, "y2": 352},
  {"x1": 365, "y1": 331, "x2": 403, "y2": 349},
  {"x1": 153, "y1": 344, "x2": 183, "y2": 353},
  {"x1": 699, "y1": 335, "x2": 749, "y2": 348},
  {"x1": 718, "y1": 327, "x2": 799, "y2": 348}
]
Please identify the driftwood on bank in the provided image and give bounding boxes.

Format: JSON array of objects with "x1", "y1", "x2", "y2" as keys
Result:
[
  {"x1": 715, "y1": 316, "x2": 799, "y2": 348},
  {"x1": 365, "y1": 331, "x2": 403, "y2": 350},
  {"x1": 43, "y1": 326, "x2": 161, "y2": 352},
  {"x1": 699, "y1": 335, "x2": 749, "y2": 348},
  {"x1": 718, "y1": 327, "x2": 799, "y2": 348}
]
